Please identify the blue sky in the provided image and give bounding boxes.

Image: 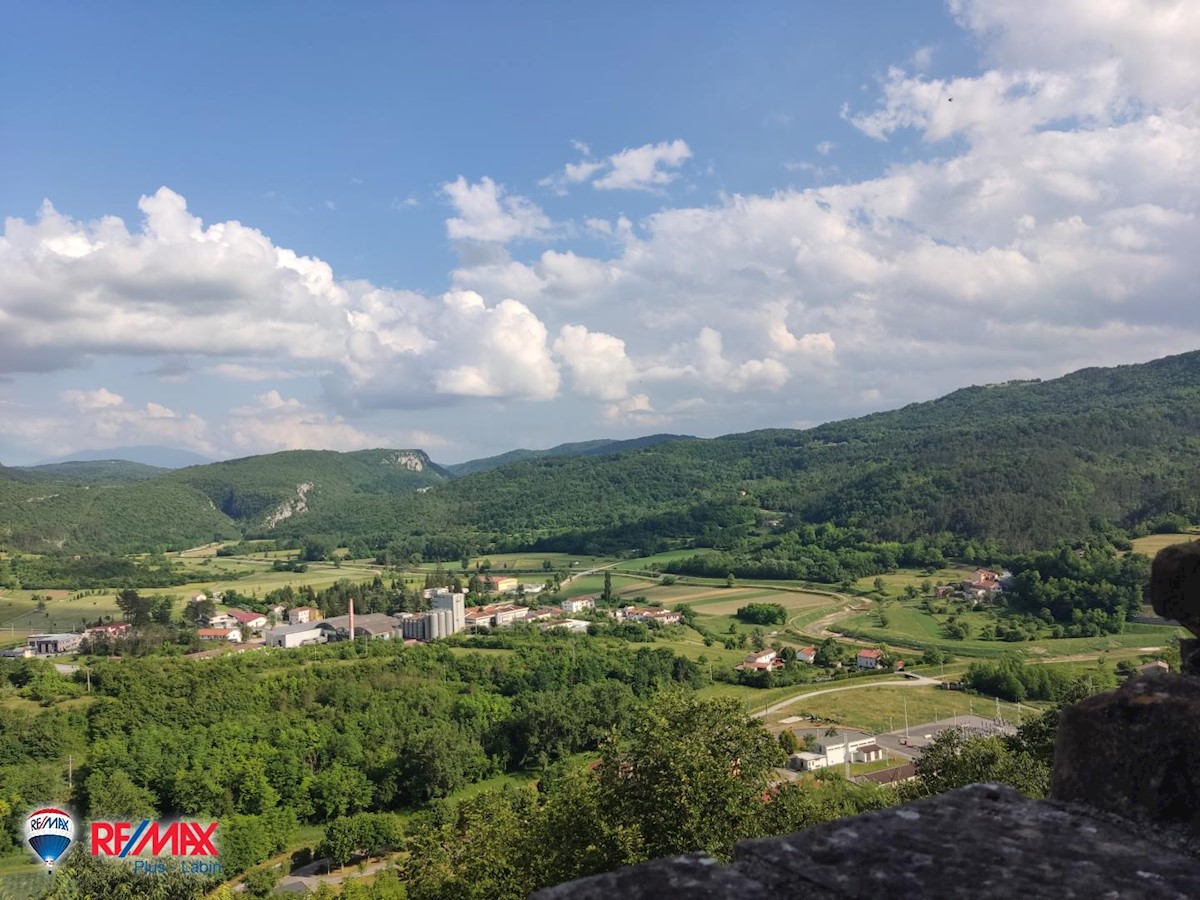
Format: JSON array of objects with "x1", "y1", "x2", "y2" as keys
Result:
[{"x1": 2, "y1": 1, "x2": 1197, "y2": 464}]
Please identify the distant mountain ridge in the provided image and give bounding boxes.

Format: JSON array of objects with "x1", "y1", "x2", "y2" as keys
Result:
[
  {"x1": 2, "y1": 350, "x2": 1200, "y2": 554},
  {"x1": 33, "y1": 445, "x2": 215, "y2": 469},
  {"x1": 445, "y1": 434, "x2": 695, "y2": 476}
]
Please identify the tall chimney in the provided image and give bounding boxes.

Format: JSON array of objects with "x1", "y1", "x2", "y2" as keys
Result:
[{"x1": 349, "y1": 597, "x2": 355, "y2": 641}]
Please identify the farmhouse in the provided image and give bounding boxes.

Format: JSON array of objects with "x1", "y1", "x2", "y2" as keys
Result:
[
  {"x1": 1139, "y1": 660, "x2": 1170, "y2": 677},
  {"x1": 961, "y1": 570, "x2": 1004, "y2": 600},
  {"x1": 796, "y1": 646, "x2": 817, "y2": 664},
  {"x1": 204, "y1": 612, "x2": 239, "y2": 629},
  {"x1": 736, "y1": 649, "x2": 783, "y2": 672},
  {"x1": 264, "y1": 622, "x2": 331, "y2": 649},
  {"x1": 197, "y1": 628, "x2": 242, "y2": 643},
  {"x1": 625, "y1": 608, "x2": 683, "y2": 626},
  {"x1": 26, "y1": 633, "x2": 83, "y2": 655},
  {"x1": 561, "y1": 596, "x2": 595, "y2": 614},
  {"x1": 856, "y1": 648, "x2": 884, "y2": 670},
  {"x1": 228, "y1": 609, "x2": 268, "y2": 632},
  {"x1": 521, "y1": 607, "x2": 559, "y2": 622}
]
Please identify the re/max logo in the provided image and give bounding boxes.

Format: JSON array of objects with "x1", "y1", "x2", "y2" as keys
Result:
[
  {"x1": 90, "y1": 821, "x2": 219, "y2": 857},
  {"x1": 29, "y1": 814, "x2": 71, "y2": 832}
]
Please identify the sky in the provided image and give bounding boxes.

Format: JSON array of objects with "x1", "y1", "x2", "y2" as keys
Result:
[{"x1": 1, "y1": 1, "x2": 1198, "y2": 465}]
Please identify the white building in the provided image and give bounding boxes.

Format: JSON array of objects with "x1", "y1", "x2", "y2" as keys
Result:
[
  {"x1": 796, "y1": 646, "x2": 817, "y2": 664},
  {"x1": 196, "y1": 628, "x2": 242, "y2": 643},
  {"x1": 27, "y1": 633, "x2": 83, "y2": 655},
  {"x1": 286, "y1": 606, "x2": 321, "y2": 625},
  {"x1": 625, "y1": 608, "x2": 683, "y2": 626},
  {"x1": 264, "y1": 622, "x2": 331, "y2": 649},
  {"x1": 465, "y1": 607, "x2": 494, "y2": 629},
  {"x1": 543, "y1": 618, "x2": 589, "y2": 633},
  {"x1": 400, "y1": 607, "x2": 457, "y2": 641},
  {"x1": 431, "y1": 591, "x2": 466, "y2": 633},
  {"x1": 788, "y1": 732, "x2": 883, "y2": 771},
  {"x1": 205, "y1": 612, "x2": 239, "y2": 629},
  {"x1": 561, "y1": 596, "x2": 595, "y2": 614},
  {"x1": 856, "y1": 649, "x2": 884, "y2": 670},
  {"x1": 229, "y1": 609, "x2": 269, "y2": 633}
]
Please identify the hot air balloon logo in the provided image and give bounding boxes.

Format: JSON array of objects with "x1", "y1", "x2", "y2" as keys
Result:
[{"x1": 24, "y1": 807, "x2": 74, "y2": 868}]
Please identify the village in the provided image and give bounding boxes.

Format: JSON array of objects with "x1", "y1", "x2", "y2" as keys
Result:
[{"x1": 5, "y1": 574, "x2": 690, "y2": 658}]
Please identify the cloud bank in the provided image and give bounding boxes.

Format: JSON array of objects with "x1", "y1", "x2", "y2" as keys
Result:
[{"x1": 2, "y1": 0, "x2": 1197, "y2": 460}]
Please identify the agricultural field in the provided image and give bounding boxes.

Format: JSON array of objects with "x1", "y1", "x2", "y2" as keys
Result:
[
  {"x1": 415, "y1": 552, "x2": 617, "y2": 573},
  {"x1": 1129, "y1": 531, "x2": 1200, "y2": 557},
  {"x1": 0, "y1": 588, "x2": 124, "y2": 643},
  {"x1": 612, "y1": 549, "x2": 710, "y2": 571},
  {"x1": 852, "y1": 566, "x2": 976, "y2": 594},
  {"x1": 683, "y1": 589, "x2": 831, "y2": 618},
  {"x1": 772, "y1": 684, "x2": 1033, "y2": 734},
  {"x1": 835, "y1": 600, "x2": 1185, "y2": 660}
]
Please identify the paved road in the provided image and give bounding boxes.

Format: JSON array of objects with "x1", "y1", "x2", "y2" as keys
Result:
[
  {"x1": 277, "y1": 857, "x2": 394, "y2": 892},
  {"x1": 752, "y1": 674, "x2": 942, "y2": 719},
  {"x1": 873, "y1": 714, "x2": 1014, "y2": 760}
]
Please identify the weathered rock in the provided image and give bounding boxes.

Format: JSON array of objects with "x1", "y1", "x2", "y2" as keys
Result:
[
  {"x1": 533, "y1": 786, "x2": 1200, "y2": 898},
  {"x1": 735, "y1": 783, "x2": 1200, "y2": 898},
  {"x1": 1052, "y1": 673, "x2": 1200, "y2": 838},
  {"x1": 1150, "y1": 540, "x2": 1200, "y2": 674},
  {"x1": 528, "y1": 853, "x2": 772, "y2": 900}
]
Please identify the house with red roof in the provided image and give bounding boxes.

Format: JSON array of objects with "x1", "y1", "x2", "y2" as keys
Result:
[
  {"x1": 228, "y1": 609, "x2": 268, "y2": 632},
  {"x1": 796, "y1": 646, "x2": 817, "y2": 664},
  {"x1": 856, "y1": 648, "x2": 884, "y2": 670},
  {"x1": 736, "y1": 648, "x2": 786, "y2": 672},
  {"x1": 197, "y1": 628, "x2": 242, "y2": 643}
]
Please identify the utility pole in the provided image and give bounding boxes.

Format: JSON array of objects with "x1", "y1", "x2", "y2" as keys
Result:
[{"x1": 903, "y1": 697, "x2": 910, "y2": 739}]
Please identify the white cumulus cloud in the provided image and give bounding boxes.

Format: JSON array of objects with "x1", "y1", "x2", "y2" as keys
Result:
[
  {"x1": 442, "y1": 176, "x2": 551, "y2": 243},
  {"x1": 542, "y1": 140, "x2": 692, "y2": 194}
]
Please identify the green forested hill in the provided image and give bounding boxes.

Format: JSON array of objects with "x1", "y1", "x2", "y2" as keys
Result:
[
  {"x1": 361, "y1": 350, "x2": 1200, "y2": 553},
  {"x1": 0, "y1": 478, "x2": 239, "y2": 553},
  {"x1": 162, "y1": 448, "x2": 451, "y2": 525},
  {"x1": 445, "y1": 433, "x2": 693, "y2": 476},
  {"x1": 2, "y1": 351, "x2": 1200, "y2": 554}
]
